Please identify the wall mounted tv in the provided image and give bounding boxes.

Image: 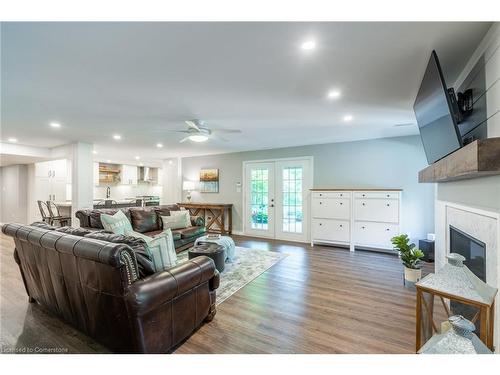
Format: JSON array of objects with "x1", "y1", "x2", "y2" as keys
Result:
[{"x1": 413, "y1": 50, "x2": 473, "y2": 165}]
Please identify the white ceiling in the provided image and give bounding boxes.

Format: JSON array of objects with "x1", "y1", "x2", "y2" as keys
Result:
[{"x1": 0, "y1": 22, "x2": 492, "y2": 164}]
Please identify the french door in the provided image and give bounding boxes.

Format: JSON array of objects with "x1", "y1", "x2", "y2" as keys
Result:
[{"x1": 244, "y1": 158, "x2": 312, "y2": 242}]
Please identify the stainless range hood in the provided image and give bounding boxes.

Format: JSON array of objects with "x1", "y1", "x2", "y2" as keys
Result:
[{"x1": 138, "y1": 166, "x2": 153, "y2": 183}]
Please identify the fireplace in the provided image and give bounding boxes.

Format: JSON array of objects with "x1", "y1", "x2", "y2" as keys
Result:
[
  {"x1": 450, "y1": 226, "x2": 486, "y2": 281},
  {"x1": 449, "y1": 225, "x2": 488, "y2": 333}
]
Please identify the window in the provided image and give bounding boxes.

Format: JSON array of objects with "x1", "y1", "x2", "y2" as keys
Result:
[
  {"x1": 250, "y1": 168, "x2": 269, "y2": 230},
  {"x1": 282, "y1": 167, "x2": 302, "y2": 233}
]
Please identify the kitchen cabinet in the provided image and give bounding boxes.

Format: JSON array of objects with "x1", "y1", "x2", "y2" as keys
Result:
[
  {"x1": 121, "y1": 165, "x2": 138, "y2": 185},
  {"x1": 34, "y1": 159, "x2": 69, "y2": 202}
]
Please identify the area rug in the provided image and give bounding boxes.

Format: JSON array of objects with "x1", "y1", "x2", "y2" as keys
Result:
[{"x1": 177, "y1": 247, "x2": 287, "y2": 305}]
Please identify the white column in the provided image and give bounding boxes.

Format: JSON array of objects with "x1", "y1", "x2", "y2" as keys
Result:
[
  {"x1": 71, "y1": 142, "x2": 94, "y2": 226},
  {"x1": 161, "y1": 157, "x2": 182, "y2": 205}
]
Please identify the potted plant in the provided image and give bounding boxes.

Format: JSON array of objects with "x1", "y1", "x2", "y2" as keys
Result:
[{"x1": 391, "y1": 234, "x2": 425, "y2": 287}]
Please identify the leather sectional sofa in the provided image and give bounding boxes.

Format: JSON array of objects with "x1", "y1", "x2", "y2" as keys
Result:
[
  {"x1": 2, "y1": 222, "x2": 219, "y2": 353},
  {"x1": 75, "y1": 204, "x2": 205, "y2": 252}
]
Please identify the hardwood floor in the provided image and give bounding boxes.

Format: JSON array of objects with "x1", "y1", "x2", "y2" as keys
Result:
[{"x1": 0, "y1": 232, "x2": 438, "y2": 354}]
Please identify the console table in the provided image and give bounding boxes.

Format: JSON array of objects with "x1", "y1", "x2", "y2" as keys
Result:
[{"x1": 177, "y1": 203, "x2": 233, "y2": 234}]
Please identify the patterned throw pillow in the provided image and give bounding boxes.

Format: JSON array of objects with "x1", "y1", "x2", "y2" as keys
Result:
[
  {"x1": 161, "y1": 211, "x2": 190, "y2": 230},
  {"x1": 100, "y1": 210, "x2": 133, "y2": 235},
  {"x1": 169, "y1": 210, "x2": 191, "y2": 227},
  {"x1": 125, "y1": 228, "x2": 177, "y2": 271}
]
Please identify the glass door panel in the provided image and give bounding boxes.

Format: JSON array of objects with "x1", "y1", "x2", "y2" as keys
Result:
[
  {"x1": 275, "y1": 159, "x2": 311, "y2": 242},
  {"x1": 245, "y1": 162, "x2": 275, "y2": 238}
]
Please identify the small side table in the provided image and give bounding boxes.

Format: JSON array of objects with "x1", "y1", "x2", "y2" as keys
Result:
[{"x1": 189, "y1": 243, "x2": 226, "y2": 272}]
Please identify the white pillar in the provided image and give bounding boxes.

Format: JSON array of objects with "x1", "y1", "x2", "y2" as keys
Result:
[
  {"x1": 71, "y1": 142, "x2": 93, "y2": 226},
  {"x1": 161, "y1": 157, "x2": 182, "y2": 205}
]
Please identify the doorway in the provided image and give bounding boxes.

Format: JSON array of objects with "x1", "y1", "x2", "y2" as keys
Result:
[{"x1": 243, "y1": 157, "x2": 313, "y2": 242}]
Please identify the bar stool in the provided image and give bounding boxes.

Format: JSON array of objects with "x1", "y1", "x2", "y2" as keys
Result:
[
  {"x1": 37, "y1": 200, "x2": 52, "y2": 224},
  {"x1": 47, "y1": 201, "x2": 71, "y2": 227}
]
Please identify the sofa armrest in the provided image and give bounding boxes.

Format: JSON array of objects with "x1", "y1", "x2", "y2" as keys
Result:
[
  {"x1": 125, "y1": 256, "x2": 218, "y2": 315},
  {"x1": 75, "y1": 209, "x2": 91, "y2": 228},
  {"x1": 190, "y1": 215, "x2": 205, "y2": 227}
]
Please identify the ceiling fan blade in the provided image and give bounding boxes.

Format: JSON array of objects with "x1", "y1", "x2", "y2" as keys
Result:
[
  {"x1": 210, "y1": 133, "x2": 228, "y2": 142},
  {"x1": 211, "y1": 129, "x2": 242, "y2": 134},
  {"x1": 179, "y1": 136, "x2": 191, "y2": 143},
  {"x1": 185, "y1": 120, "x2": 201, "y2": 131}
]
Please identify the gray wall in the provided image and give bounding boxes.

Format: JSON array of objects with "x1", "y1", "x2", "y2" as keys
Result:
[
  {"x1": 0, "y1": 164, "x2": 28, "y2": 224},
  {"x1": 437, "y1": 23, "x2": 500, "y2": 210},
  {"x1": 182, "y1": 135, "x2": 435, "y2": 240}
]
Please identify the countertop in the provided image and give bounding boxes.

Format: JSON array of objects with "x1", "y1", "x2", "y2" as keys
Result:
[{"x1": 309, "y1": 188, "x2": 403, "y2": 191}]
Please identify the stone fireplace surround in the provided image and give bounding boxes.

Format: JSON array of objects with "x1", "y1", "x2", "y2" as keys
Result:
[{"x1": 435, "y1": 200, "x2": 500, "y2": 350}]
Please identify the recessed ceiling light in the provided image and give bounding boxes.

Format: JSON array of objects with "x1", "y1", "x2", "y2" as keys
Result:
[
  {"x1": 92, "y1": 150, "x2": 98, "y2": 155},
  {"x1": 134, "y1": 156, "x2": 140, "y2": 160},
  {"x1": 327, "y1": 90, "x2": 341, "y2": 99},
  {"x1": 106, "y1": 159, "x2": 111, "y2": 163},
  {"x1": 113, "y1": 134, "x2": 121, "y2": 140},
  {"x1": 50, "y1": 122, "x2": 61, "y2": 128},
  {"x1": 343, "y1": 115, "x2": 353, "y2": 122},
  {"x1": 156, "y1": 143, "x2": 163, "y2": 148},
  {"x1": 188, "y1": 134, "x2": 209, "y2": 143},
  {"x1": 7, "y1": 137, "x2": 18, "y2": 143},
  {"x1": 300, "y1": 40, "x2": 316, "y2": 51},
  {"x1": 139, "y1": 162, "x2": 144, "y2": 166}
]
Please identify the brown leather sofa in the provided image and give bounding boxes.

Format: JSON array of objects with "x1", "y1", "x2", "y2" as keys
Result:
[
  {"x1": 2, "y1": 222, "x2": 219, "y2": 353},
  {"x1": 75, "y1": 204, "x2": 205, "y2": 252}
]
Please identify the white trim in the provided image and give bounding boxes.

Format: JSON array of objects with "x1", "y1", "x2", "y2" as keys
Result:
[{"x1": 242, "y1": 156, "x2": 314, "y2": 242}]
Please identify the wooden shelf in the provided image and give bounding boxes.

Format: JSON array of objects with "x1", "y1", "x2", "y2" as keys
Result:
[{"x1": 419, "y1": 137, "x2": 500, "y2": 183}]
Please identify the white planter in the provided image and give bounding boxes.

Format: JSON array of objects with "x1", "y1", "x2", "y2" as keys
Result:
[{"x1": 404, "y1": 266, "x2": 422, "y2": 287}]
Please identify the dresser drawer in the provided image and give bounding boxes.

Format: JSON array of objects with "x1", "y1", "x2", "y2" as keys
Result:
[
  {"x1": 353, "y1": 198, "x2": 399, "y2": 223},
  {"x1": 354, "y1": 191, "x2": 400, "y2": 200},
  {"x1": 353, "y1": 221, "x2": 399, "y2": 248},
  {"x1": 312, "y1": 191, "x2": 351, "y2": 199},
  {"x1": 312, "y1": 219, "x2": 350, "y2": 243},
  {"x1": 312, "y1": 198, "x2": 350, "y2": 219}
]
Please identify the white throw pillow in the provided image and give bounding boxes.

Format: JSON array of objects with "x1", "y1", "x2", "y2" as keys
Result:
[
  {"x1": 169, "y1": 210, "x2": 191, "y2": 227},
  {"x1": 125, "y1": 228, "x2": 177, "y2": 271},
  {"x1": 161, "y1": 212, "x2": 190, "y2": 230},
  {"x1": 100, "y1": 210, "x2": 133, "y2": 235}
]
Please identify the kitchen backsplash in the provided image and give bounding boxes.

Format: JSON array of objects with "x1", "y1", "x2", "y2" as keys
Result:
[{"x1": 94, "y1": 184, "x2": 162, "y2": 200}]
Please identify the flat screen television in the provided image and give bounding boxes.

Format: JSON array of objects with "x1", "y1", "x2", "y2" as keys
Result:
[{"x1": 414, "y1": 51, "x2": 462, "y2": 164}]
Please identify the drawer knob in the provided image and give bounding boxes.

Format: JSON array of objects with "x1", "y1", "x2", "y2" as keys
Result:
[
  {"x1": 319, "y1": 202, "x2": 322, "y2": 205},
  {"x1": 340, "y1": 224, "x2": 343, "y2": 228},
  {"x1": 319, "y1": 223, "x2": 322, "y2": 226},
  {"x1": 362, "y1": 194, "x2": 365, "y2": 197},
  {"x1": 386, "y1": 194, "x2": 390, "y2": 197},
  {"x1": 319, "y1": 194, "x2": 322, "y2": 196},
  {"x1": 340, "y1": 202, "x2": 343, "y2": 205},
  {"x1": 386, "y1": 228, "x2": 390, "y2": 231},
  {"x1": 361, "y1": 226, "x2": 365, "y2": 229},
  {"x1": 362, "y1": 203, "x2": 365, "y2": 206},
  {"x1": 386, "y1": 204, "x2": 390, "y2": 207},
  {"x1": 340, "y1": 194, "x2": 343, "y2": 197}
]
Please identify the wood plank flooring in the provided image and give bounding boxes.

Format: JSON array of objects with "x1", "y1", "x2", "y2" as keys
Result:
[{"x1": 0, "y1": 233, "x2": 438, "y2": 354}]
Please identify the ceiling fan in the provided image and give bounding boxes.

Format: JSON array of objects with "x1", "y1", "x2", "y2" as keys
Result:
[{"x1": 167, "y1": 120, "x2": 242, "y2": 143}]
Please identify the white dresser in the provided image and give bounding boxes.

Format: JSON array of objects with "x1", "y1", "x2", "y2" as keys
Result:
[{"x1": 311, "y1": 189, "x2": 402, "y2": 252}]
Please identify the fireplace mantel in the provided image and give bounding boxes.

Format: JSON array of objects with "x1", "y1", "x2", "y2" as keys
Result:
[{"x1": 419, "y1": 138, "x2": 500, "y2": 183}]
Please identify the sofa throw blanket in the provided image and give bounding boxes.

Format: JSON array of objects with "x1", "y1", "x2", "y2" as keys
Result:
[{"x1": 125, "y1": 228, "x2": 177, "y2": 271}]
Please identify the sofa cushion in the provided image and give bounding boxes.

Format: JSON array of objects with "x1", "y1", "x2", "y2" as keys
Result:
[
  {"x1": 175, "y1": 226, "x2": 207, "y2": 239},
  {"x1": 129, "y1": 207, "x2": 159, "y2": 233},
  {"x1": 56, "y1": 226, "x2": 95, "y2": 236},
  {"x1": 84, "y1": 231, "x2": 155, "y2": 278},
  {"x1": 154, "y1": 204, "x2": 180, "y2": 218}
]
